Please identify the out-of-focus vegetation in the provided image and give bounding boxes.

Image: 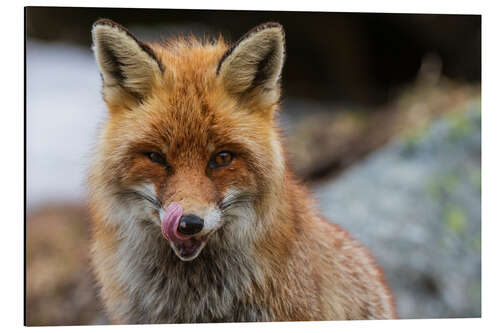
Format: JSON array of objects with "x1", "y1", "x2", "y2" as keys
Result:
[
  {"x1": 315, "y1": 98, "x2": 481, "y2": 318},
  {"x1": 286, "y1": 61, "x2": 480, "y2": 181}
]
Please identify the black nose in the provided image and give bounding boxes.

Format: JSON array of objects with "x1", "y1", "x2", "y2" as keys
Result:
[{"x1": 177, "y1": 215, "x2": 204, "y2": 235}]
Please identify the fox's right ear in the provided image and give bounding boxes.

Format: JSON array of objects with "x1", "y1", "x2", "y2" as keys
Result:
[{"x1": 92, "y1": 19, "x2": 164, "y2": 107}]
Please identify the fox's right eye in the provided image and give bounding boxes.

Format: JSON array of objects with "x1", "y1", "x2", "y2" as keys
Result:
[{"x1": 147, "y1": 152, "x2": 166, "y2": 165}]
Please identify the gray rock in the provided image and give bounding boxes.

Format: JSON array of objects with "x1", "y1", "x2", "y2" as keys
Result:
[{"x1": 313, "y1": 101, "x2": 481, "y2": 318}]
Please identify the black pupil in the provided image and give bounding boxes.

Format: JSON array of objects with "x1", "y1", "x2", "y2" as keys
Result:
[
  {"x1": 149, "y1": 152, "x2": 164, "y2": 164},
  {"x1": 214, "y1": 152, "x2": 232, "y2": 167},
  {"x1": 218, "y1": 153, "x2": 228, "y2": 163}
]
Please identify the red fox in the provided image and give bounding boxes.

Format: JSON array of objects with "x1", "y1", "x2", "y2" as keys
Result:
[{"x1": 88, "y1": 19, "x2": 397, "y2": 323}]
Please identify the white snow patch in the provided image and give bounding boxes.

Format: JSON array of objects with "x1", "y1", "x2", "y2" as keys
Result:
[{"x1": 26, "y1": 40, "x2": 106, "y2": 209}]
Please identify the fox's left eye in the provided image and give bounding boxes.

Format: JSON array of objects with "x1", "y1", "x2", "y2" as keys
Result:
[
  {"x1": 209, "y1": 151, "x2": 233, "y2": 168},
  {"x1": 147, "y1": 152, "x2": 166, "y2": 165}
]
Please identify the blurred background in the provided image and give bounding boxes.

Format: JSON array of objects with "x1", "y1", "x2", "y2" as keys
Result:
[{"x1": 25, "y1": 7, "x2": 481, "y2": 325}]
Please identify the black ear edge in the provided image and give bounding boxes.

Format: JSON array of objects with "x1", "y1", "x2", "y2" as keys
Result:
[
  {"x1": 92, "y1": 18, "x2": 165, "y2": 74},
  {"x1": 216, "y1": 22, "x2": 285, "y2": 75}
]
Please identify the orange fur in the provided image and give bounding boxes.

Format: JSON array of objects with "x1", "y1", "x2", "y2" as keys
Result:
[{"x1": 88, "y1": 19, "x2": 397, "y2": 323}]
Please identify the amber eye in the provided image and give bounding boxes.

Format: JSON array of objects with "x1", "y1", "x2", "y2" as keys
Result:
[
  {"x1": 147, "y1": 152, "x2": 166, "y2": 165},
  {"x1": 209, "y1": 151, "x2": 233, "y2": 168}
]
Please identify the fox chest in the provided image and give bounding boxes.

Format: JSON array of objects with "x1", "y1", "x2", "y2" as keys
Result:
[{"x1": 111, "y1": 244, "x2": 272, "y2": 323}]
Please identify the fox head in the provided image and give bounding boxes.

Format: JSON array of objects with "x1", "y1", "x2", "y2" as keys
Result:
[{"x1": 90, "y1": 19, "x2": 286, "y2": 261}]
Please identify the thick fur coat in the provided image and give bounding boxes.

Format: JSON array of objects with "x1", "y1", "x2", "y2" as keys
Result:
[{"x1": 88, "y1": 19, "x2": 397, "y2": 323}]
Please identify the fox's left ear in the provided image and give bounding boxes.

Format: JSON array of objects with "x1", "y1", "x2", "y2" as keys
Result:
[{"x1": 217, "y1": 23, "x2": 285, "y2": 106}]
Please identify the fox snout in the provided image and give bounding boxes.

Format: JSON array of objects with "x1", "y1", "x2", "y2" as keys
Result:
[
  {"x1": 159, "y1": 200, "x2": 222, "y2": 261},
  {"x1": 160, "y1": 202, "x2": 217, "y2": 238}
]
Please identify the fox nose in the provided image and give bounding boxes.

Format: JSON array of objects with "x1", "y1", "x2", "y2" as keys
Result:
[{"x1": 177, "y1": 215, "x2": 204, "y2": 235}]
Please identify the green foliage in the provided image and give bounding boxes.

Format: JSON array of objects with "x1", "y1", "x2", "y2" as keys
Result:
[
  {"x1": 443, "y1": 204, "x2": 467, "y2": 236},
  {"x1": 427, "y1": 172, "x2": 460, "y2": 202},
  {"x1": 446, "y1": 99, "x2": 481, "y2": 141},
  {"x1": 401, "y1": 128, "x2": 427, "y2": 157}
]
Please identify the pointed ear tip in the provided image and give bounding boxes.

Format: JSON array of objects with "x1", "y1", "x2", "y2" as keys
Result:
[
  {"x1": 250, "y1": 22, "x2": 285, "y2": 46},
  {"x1": 91, "y1": 21, "x2": 111, "y2": 38},
  {"x1": 256, "y1": 22, "x2": 285, "y2": 35},
  {"x1": 91, "y1": 19, "x2": 128, "y2": 37},
  {"x1": 92, "y1": 18, "x2": 119, "y2": 28}
]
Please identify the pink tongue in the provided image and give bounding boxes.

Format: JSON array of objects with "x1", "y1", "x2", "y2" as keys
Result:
[{"x1": 161, "y1": 202, "x2": 190, "y2": 242}]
